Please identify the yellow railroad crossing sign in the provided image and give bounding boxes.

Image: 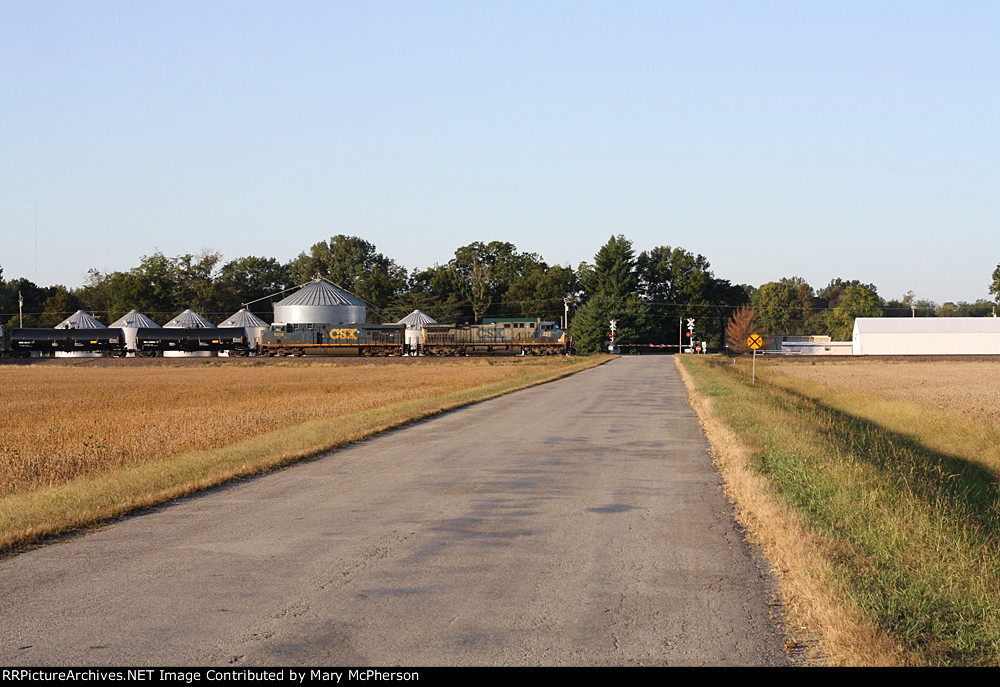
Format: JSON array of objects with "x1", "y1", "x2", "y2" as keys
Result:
[{"x1": 747, "y1": 334, "x2": 764, "y2": 350}]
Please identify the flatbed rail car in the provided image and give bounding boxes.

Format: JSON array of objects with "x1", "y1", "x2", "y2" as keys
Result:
[
  {"x1": 258, "y1": 322, "x2": 406, "y2": 356},
  {"x1": 420, "y1": 321, "x2": 571, "y2": 356},
  {"x1": 134, "y1": 327, "x2": 250, "y2": 356},
  {"x1": 9, "y1": 327, "x2": 127, "y2": 357}
]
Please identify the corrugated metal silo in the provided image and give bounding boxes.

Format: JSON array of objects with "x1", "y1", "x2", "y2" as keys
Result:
[
  {"x1": 109, "y1": 310, "x2": 160, "y2": 356},
  {"x1": 273, "y1": 278, "x2": 366, "y2": 325},
  {"x1": 397, "y1": 309, "x2": 437, "y2": 354},
  {"x1": 218, "y1": 308, "x2": 269, "y2": 353},
  {"x1": 54, "y1": 310, "x2": 108, "y2": 357},
  {"x1": 163, "y1": 309, "x2": 216, "y2": 356}
]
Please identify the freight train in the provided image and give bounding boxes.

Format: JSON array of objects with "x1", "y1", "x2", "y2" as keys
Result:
[
  {"x1": 6, "y1": 327, "x2": 251, "y2": 357},
  {"x1": 421, "y1": 321, "x2": 570, "y2": 356},
  {"x1": 3, "y1": 321, "x2": 571, "y2": 358},
  {"x1": 257, "y1": 323, "x2": 406, "y2": 356}
]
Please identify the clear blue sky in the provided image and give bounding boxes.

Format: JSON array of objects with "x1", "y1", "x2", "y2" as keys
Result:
[{"x1": 2, "y1": 0, "x2": 997, "y2": 304}]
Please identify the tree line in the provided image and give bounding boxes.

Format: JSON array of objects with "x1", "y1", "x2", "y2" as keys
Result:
[{"x1": 1, "y1": 236, "x2": 998, "y2": 353}]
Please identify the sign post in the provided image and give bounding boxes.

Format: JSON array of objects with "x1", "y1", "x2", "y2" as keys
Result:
[{"x1": 747, "y1": 334, "x2": 764, "y2": 385}]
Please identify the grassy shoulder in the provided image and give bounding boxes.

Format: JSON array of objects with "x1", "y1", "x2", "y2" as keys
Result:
[
  {"x1": 0, "y1": 356, "x2": 611, "y2": 554},
  {"x1": 676, "y1": 355, "x2": 1000, "y2": 667}
]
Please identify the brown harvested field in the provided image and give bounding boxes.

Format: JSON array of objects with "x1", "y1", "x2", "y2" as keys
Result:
[
  {"x1": 0, "y1": 357, "x2": 590, "y2": 498},
  {"x1": 770, "y1": 359, "x2": 1000, "y2": 429}
]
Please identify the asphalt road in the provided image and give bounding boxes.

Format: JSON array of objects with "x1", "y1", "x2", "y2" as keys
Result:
[{"x1": 1, "y1": 356, "x2": 790, "y2": 666}]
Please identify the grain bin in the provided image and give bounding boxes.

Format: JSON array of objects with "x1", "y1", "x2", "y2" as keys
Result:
[
  {"x1": 273, "y1": 278, "x2": 366, "y2": 325},
  {"x1": 163, "y1": 309, "x2": 216, "y2": 356},
  {"x1": 53, "y1": 310, "x2": 108, "y2": 357},
  {"x1": 218, "y1": 308, "x2": 269, "y2": 353},
  {"x1": 109, "y1": 310, "x2": 160, "y2": 356},
  {"x1": 397, "y1": 309, "x2": 437, "y2": 354}
]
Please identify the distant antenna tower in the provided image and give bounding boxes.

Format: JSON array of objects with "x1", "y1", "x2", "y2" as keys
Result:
[{"x1": 34, "y1": 202, "x2": 38, "y2": 280}]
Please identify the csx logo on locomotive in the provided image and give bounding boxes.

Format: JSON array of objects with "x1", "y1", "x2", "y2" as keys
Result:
[{"x1": 329, "y1": 328, "x2": 359, "y2": 340}]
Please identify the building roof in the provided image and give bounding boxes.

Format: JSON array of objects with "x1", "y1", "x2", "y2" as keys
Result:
[
  {"x1": 109, "y1": 310, "x2": 160, "y2": 328},
  {"x1": 274, "y1": 278, "x2": 364, "y2": 308},
  {"x1": 163, "y1": 309, "x2": 215, "y2": 328},
  {"x1": 55, "y1": 310, "x2": 106, "y2": 329},
  {"x1": 218, "y1": 308, "x2": 269, "y2": 328},
  {"x1": 854, "y1": 317, "x2": 1000, "y2": 334},
  {"x1": 397, "y1": 309, "x2": 438, "y2": 328}
]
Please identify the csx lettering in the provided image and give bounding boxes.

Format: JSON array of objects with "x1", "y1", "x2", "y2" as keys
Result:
[{"x1": 329, "y1": 329, "x2": 359, "y2": 340}]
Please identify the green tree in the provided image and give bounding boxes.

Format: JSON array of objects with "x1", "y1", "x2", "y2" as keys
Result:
[
  {"x1": 825, "y1": 286, "x2": 883, "y2": 340},
  {"x1": 751, "y1": 277, "x2": 818, "y2": 336},
  {"x1": 991, "y1": 263, "x2": 1000, "y2": 307},
  {"x1": 170, "y1": 251, "x2": 222, "y2": 315},
  {"x1": 2, "y1": 277, "x2": 46, "y2": 331},
  {"x1": 569, "y1": 292, "x2": 651, "y2": 354},
  {"x1": 396, "y1": 265, "x2": 466, "y2": 323},
  {"x1": 636, "y1": 245, "x2": 747, "y2": 347},
  {"x1": 571, "y1": 237, "x2": 652, "y2": 352},
  {"x1": 884, "y1": 291, "x2": 937, "y2": 318},
  {"x1": 447, "y1": 241, "x2": 548, "y2": 323},
  {"x1": 936, "y1": 300, "x2": 995, "y2": 317},
  {"x1": 581, "y1": 235, "x2": 637, "y2": 298},
  {"x1": 39, "y1": 286, "x2": 84, "y2": 327},
  {"x1": 818, "y1": 278, "x2": 878, "y2": 309},
  {"x1": 503, "y1": 263, "x2": 577, "y2": 322},
  {"x1": 77, "y1": 269, "x2": 116, "y2": 321},
  {"x1": 288, "y1": 235, "x2": 407, "y2": 309},
  {"x1": 216, "y1": 256, "x2": 291, "y2": 317},
  {"x1": 105, "y1": 251, "x2": 179, "y2": 321}
]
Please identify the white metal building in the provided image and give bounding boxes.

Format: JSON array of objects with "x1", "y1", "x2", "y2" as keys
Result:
[
  {"x1": 852, "y1": 317, "x2": 1000, "y2": 355},
  {"x1": 780, "y1": 341, "x2": 854, "y2": 356}
]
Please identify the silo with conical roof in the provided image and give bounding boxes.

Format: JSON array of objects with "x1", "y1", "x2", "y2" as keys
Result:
[
  {"x1": 273, "y1": 278, "x2": 366, "y2": 325},
  {"x1": 218, "y1": 308, "x2": 269, "y2": 354},
  {"x1": 162, "y1": 309, "x2": 216, "y2": 356},
  {"x1": 397, "y1": 309, "x2": 437, "y2": 354},
  {"x1": 53, "y1": 310, "x2": 108, "y2": 357},
  {"x1": 109, "y1": 310, "x2": 160, "y2": 356}
]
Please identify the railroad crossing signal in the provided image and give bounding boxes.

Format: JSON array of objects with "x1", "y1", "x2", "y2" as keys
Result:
[
  {"x1": 686, "y1": 318, "x2": 695, "y2": 331},
  {"x1": 747, "y1": 333, "x2": 765, "y2": 386}
]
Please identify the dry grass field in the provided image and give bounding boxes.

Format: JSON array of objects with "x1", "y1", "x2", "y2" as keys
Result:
[
  {"x1": 679, "y1": 355, "x2": 1000, "y2": 665},
  {"x1": 0, "y1": 356, "x2": 607, "y2": 551},
  {"x1": 772, "y1": 360, "x2": 1000, "y2": 429},
  {"x1": 0, "y1": 359, "x2": 587, "y2": 496}
]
